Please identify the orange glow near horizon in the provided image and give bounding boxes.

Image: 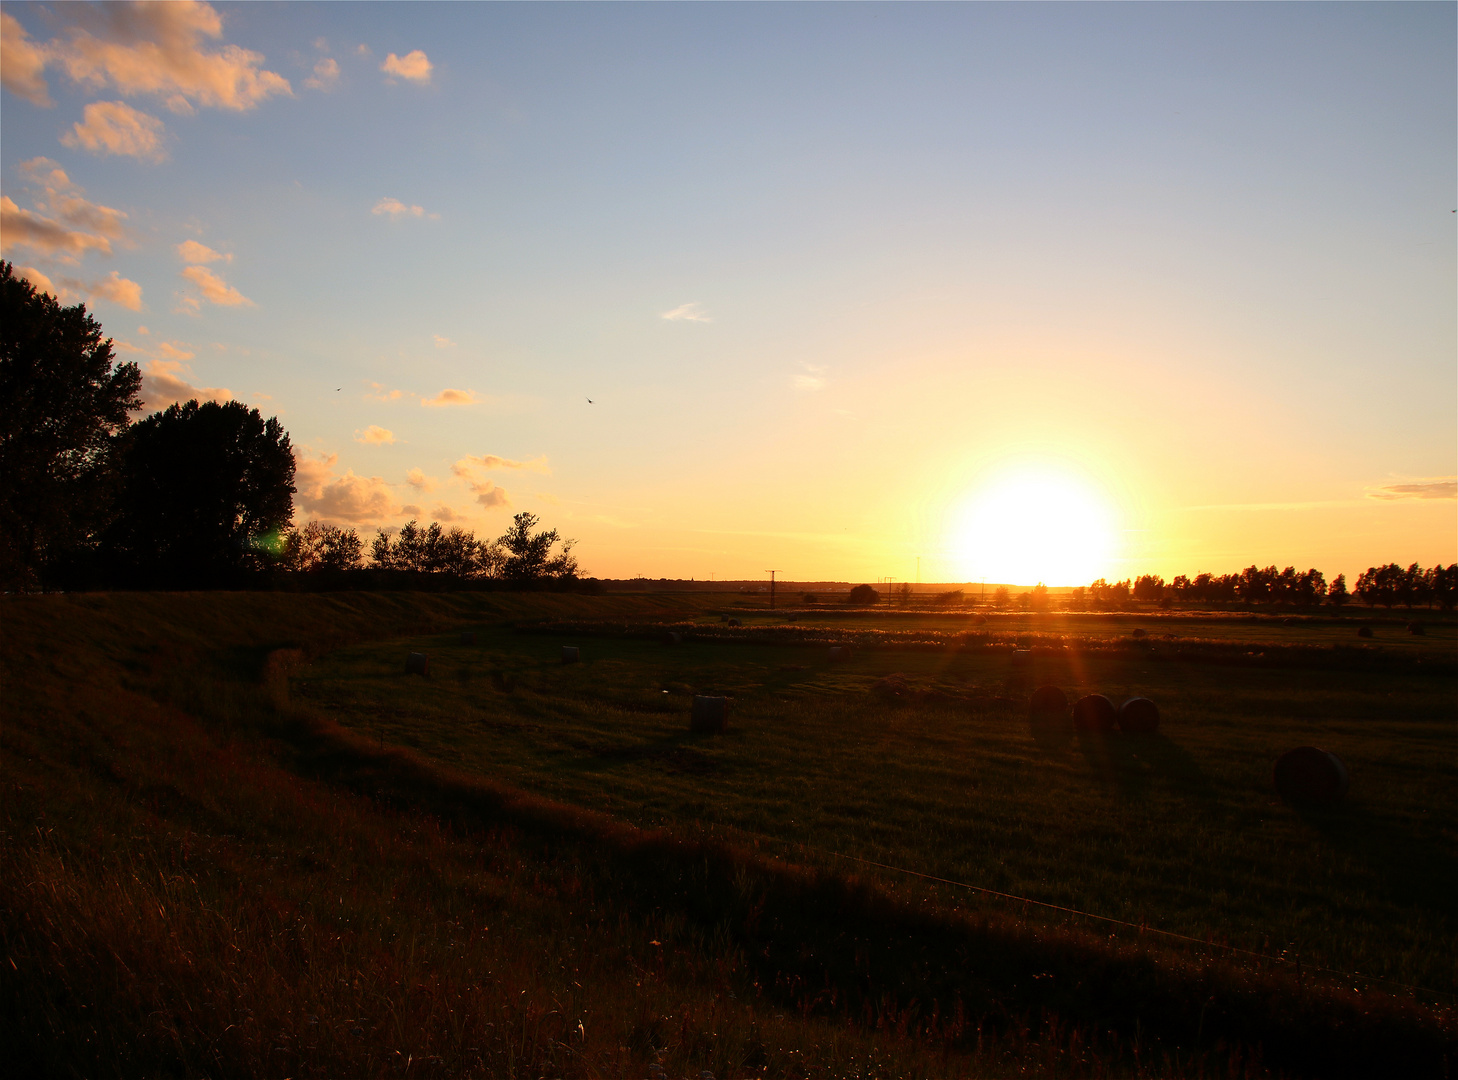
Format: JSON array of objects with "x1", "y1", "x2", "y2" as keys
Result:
[{"x1": 949, "y1": 465, "x2": 1120, "y2": 587}]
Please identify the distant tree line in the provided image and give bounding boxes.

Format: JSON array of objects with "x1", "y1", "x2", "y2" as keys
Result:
[
  {"x1": 0, "y1": 262, "x2": 581, "y2": 592},
  {"x1": 1083, "y1": 563, "x2": 1456, "y2": 611}
]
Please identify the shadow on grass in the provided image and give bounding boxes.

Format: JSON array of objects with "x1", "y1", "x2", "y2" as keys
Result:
[{"x1": 1075, "y1": 732, "x2": 1217, "y2": 804}]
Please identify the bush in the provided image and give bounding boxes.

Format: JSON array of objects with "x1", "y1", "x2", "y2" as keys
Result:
[{"x1": 847, "y1": 584, "x2": 879, "y2": 605}]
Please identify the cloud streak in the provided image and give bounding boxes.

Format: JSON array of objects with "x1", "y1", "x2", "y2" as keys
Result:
[
  {"x1": 661, "y1": 301, "x2": 711, "y2": 322},
  {"x1": 422, "y1": 388, "x2": 476, "y2": 407},
  {"x1": 372, "y1": 197, "x2": 437, "y2": 220},
  {"x1": 1368, "y1": 480, "x2": 1456, "y2": 501},
  {"x1": 180, "y1": 264, "x2": 252, "y2": 307}
]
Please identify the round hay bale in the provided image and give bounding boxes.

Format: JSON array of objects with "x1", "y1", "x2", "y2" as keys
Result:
[
  {"x1": 1028, "y1": 685, "x2": 1068, "y2": 719},
  {"x1": 691, "y1": 695, "x2": 729, "y2": 734},
  {"x1": 1408, "y1": 621, "x2": 1426, "y2": 636},
  {"x1": 1071, "y1": 693, "x2": 1116, "y2": 733},
  {"x1": 460, "y1": 631, "x2": 477, "y2": 646},
  {"x1": 561, "y1": 645, "x2": 580, "y2": 664},
  {"x1": 1131, "y1": 628, "x2": 1147, "y2": 639},
  {"x1": 727, "y1": 617, "x2": 742, "y2": 627},
  {"x1": 1356, "y1": 625, "x2": 1373, "y2": 638},
  {"x1": 405, "y1": 652, "x2": 429, "y2": 677},
  {"x1": 662, "y1": 631, "x2": 682, "y2": 645},
  {"x1": 1273, "y1": 746, "x2": 1349, "y2": 805},
  {"x1": 1117, "y1": 696, "x2": 1160, "y2": 734}
]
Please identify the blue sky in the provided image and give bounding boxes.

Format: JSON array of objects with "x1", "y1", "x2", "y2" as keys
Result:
[{"x1": 3, "y1": 1, "x2": 1453, "y2": 582}]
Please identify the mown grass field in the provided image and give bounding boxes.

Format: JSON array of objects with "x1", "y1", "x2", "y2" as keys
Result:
[
  {"x1": 3, "y1": 589, "x2": 1455, "y2": 1079},
  {"x1": 298, "y1": 600, "x2": 1458, "y2": 998}
]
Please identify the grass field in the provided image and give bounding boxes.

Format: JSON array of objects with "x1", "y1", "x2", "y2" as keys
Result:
[
  {"x1": 4, "y1": 590, "x2": 1455, "y2": 1079},
  {"x1": 298, "y1": 601, "x2": 1458, "y2": 997}
]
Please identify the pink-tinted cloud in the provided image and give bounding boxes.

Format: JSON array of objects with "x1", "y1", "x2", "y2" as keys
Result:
[
  {"x1": 454, "y1": 453, "x2": 549, "y2": 473},
  {"x1": 1368, "y1": 480, "x2": 1457, "y2": 501},
  {"x1": 180, "y1": 264, "x2": 252, "y2": 306},
  {"x1": 89, "y1": 269, "x2": 143, "y2": 310},
  {"x1": 1, "y1": 11, "x2": 51, "y2": 105},
  {"x1": 176, "y1": 238, "x2": 228, "y2": 263},
  {"x1": 405, "y1": 468, "x2": 437, "y2": 492},
  {"x1": 303, "y1": 56, "x2": 338, "y2": 91},
  {"x1": 294, "y1": 449, "x2": 398, "y2": 523},
  {"x1": 372, "y1": 196, "x2": 437, "y2": 220},
  {"x1": 423, "y1": 388, "x2": 476, "y2": 407},
  {"x1": 46, "y1": 1, "x2": 291, "y2": 113},
  {"x1": 355, "y1": 425, "x2": 396, "y2": 445},
  {"x1": 1, "y1": 195, "x2": 113, "y2": 261},
  {"x1": 137, "y1": 358, "x2": 230, "y2": 412},
  {"x1": 381, "y1": 49, "x2": 432, "y2": 83},
  {"x1": 15, "y1": 264, "x2": 141, "y2": 311},
  {"x1": 61, "y1": 100, "x2": 166, "y2": 161}
]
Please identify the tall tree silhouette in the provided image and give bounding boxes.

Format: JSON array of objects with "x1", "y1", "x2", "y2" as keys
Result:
[
  {"x1": 107, "y1": 400, "x2": 295, "y2": 586},
  {"x1": 0, "y1": 261, "x2": 141, "y2": 588}
]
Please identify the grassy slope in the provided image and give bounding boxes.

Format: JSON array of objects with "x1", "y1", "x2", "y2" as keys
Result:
[{"x1": 2, "y1": 591, "x2": 1454, "y2": 1079}]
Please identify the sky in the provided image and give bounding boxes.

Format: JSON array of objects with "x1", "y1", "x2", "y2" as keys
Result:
[{"x1": 2, "y1": 1, "x2": 1454, "y2": 585}]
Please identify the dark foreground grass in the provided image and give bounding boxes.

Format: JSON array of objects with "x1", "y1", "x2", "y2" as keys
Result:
[{"x1": 3, "y1": 591, "x2": 1454, "y2": 1079}]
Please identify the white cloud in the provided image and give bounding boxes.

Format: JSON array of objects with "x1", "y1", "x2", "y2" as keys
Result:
[
  {"x1": 355, "y1": 425, "x2": 396, "y2": 446},
  {"x1": 432, "y1": 334, "x2": 455, "y2": 348},
  {"x1": 660, "y1": 301, "x2": 712, "y2": 322},
  {"x1": 176, "y1": 238, "x2": 228, "y2": 264},
  {"x1": 61, "y1": 100, "x2": 166, "y2": 161},
  {"x1": 372, "y1": 196, "x2": 437, "y2": 220},
  {"x1": 180, "y1": 264, "x2": 253, "y2": 307},
  {"x1": 44, "y1": 1, "x2": 291, "y2": 113},
  {"x1": 1, "y1": 11, "x2": 52, "y2": 106},
  {"x1": 422, "y1": 388, "x2": 476, "y2": 407},
  {"x1": 303, "y1": 57, "x2": 339, "y2": 91},
  {"x1": 381, "y1": 49, "x2": 432, "y2": 83}
]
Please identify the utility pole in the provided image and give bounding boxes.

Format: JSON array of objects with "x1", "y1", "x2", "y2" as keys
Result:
[{"x1": 765, "y1": 569, "x2": 781, "y2": 609}]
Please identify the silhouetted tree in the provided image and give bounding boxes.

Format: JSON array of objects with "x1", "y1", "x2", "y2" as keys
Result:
[
  {"x1": 1431, "y1": 564, "x2": 1458, "y2": 611},
  {"x1": 0, "y1": 261, "x2": 141, "y2": 588},
  {"x1": 1326, "y1": 573, "x2": 1349, "y2": 608},
  {"x1": 497, "y1": 512, "x2": 578, "y2": 583},
  {"x1": 283, "y1": 521, "x2": 363, "y2": 572},
  {"x1": 106, "y1": 400, "x2": 295, "y2": 586},
  {"x1": 848, "y1": 583, "x2": 880, "y2": 605},
  {"x1": 1133, "y1": 574, "x2": 1165, "y2": 602}
]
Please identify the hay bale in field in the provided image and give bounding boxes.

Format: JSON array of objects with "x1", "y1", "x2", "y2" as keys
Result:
[
  {"x1": 406, "y1": 652, "x2": 429, "y2": 677},
  {"x1": 1273, "y1": 746, "x2": 1349, "y2": 805},
  {"x1": 872, "y1": 673, "x2": 909, "y2": 700},
  {"x1": 1028, "y1": 685, "x2": 1068, "y2": 719},
  {"x1": 1117, "y1": 696, "x2": 1160, "y2": 734},
  {"x1": 727, "y1": 617, "x2": 742, "y2": 627},
  {"x1": 662, "y1": 631, "x2": 682, "y2": 645},
  {"x1": 829, "y1": 645, "x2": 853, "y2": 662},
  {"x1": 691, "y1": 695, "x2": 729, "y2": 734},
  {"x1": 1408, "y1": 621, "x2": 1426, "y2": 636},
  {"x1": 561, "y1": 645, "x2": 580, "y2": 664},
  {"x1": 1131, "y1": 628, "x2": 1147, "y2": 639},
  {"x1": 460, "y1": 631, "x2": 477, "y2": 646},
  {"x1": 1356, "y1": 625, "x2": 1373, "y2": 638},
  {"x1": 1071, "y1": 693, "x2": 1116, "y2": 733}
]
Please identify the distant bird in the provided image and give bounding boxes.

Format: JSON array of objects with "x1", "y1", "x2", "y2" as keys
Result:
[{"x1": 587, "y1": 398, "x2": 593, "y2": 403}]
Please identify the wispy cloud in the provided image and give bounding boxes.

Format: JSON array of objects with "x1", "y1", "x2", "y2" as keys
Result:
[
  {"x1": 180, "y1": 264, "x2": 253, "y2": 307},
  {"x1": 372, "y1": 196, "x2": 438, "y2": 220},
  {"x1": 454, "y1": 453, "x2": 550, "y2": 473},
  {"x1": 355, "y1": 425, "x2": 396, "y2": 445},
  {"x1": 176, "y1": 239, "x2": 229, "y2": 264},
  {"x1": 432, "y1": 334, "x2": 455, "y2": 348},
  {"x1": 1, "y1": 12, "x2": 51, "y2": 105},
  {"x1": 793, "y1": 363, "x2": 828, "y2": 392},
  {"x1": 422, "y1": 388, "x2": 476, "y2": 407},
  {"x1": 381, "y1": 49, "x2": 432, "y2": 84},
  {"x1": 367, "y1": 382, "x2": 408, "y2": 401},
  {"x1": 1367, "y1": 480, "x2": 1456, "y2": 501},
  {"x1": 405, "y1": 468, "x2": 437, "y2": 492},
  {"x1": 61, "y1": 100, "x2": 167, "y2": 161},
  {"x1": 661, "y1": 301, "x2": 711, "y2": 322},
  {"x1": 304, "y1": 57, "x2": 339, "y2": 91}
]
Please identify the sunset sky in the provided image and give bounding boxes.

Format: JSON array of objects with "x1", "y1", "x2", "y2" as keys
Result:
[{"x1": 3, "y1": 2, "x2": 1453, "y2": 584}]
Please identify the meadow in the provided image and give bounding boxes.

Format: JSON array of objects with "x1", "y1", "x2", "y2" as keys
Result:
[{"x1": 3, "y1": 589, "x2": 1454, "y2": 1079}]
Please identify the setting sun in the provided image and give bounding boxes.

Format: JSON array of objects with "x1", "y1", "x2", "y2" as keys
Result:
[{"x1": 951, "y1": 466, "x2": 1119, "y2": 587}]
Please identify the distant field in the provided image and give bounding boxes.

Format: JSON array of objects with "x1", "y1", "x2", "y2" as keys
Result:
[
  {"x1": 300, "y1": 600, "x2": 1458, "y2": 996},
  {"x1": 6, "y1": 590, "x2": 1454, "y2": 1079}
]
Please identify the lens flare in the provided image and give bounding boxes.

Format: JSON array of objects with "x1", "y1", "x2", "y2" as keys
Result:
[{"x1": 950, "y1": 466, "x2": 1118, "y2": 586}]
